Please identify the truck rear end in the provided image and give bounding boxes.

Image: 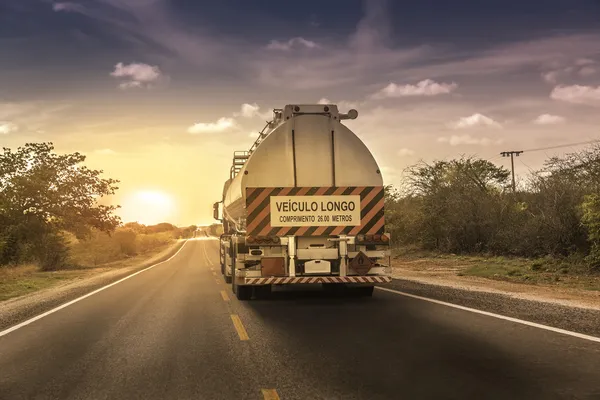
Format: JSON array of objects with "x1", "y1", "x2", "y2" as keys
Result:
[{"x1": 216, "y1": 104, "x2": 392, "y2": 300}]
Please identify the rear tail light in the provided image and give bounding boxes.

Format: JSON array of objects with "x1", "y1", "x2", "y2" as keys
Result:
[
  {"x1": 247, "y1": 236, "x2": 280, "y2": 245},
  {"x1": 355, "y1": 233, "x2": 390, "y2": 244}
]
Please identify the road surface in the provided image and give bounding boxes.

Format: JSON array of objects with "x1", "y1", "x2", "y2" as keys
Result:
[{"x1": 1, "y1": 239, "x2": 599, "y2": 399}]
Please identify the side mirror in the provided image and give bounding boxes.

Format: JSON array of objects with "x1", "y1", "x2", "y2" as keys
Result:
[{"x1": 213, "y1": 202, "x2": 222, "y2": 221}]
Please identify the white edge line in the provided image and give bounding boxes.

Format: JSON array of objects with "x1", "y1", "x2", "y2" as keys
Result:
[
  {"x1": 0, "y1": 240, "x2": 189, "y2": 338},
  {"x1": 202, "y1": 240, "x2": 212, "y2": 266},
  {"x1": 375, "y1": 286, "x2": 600, "y2": 343}
]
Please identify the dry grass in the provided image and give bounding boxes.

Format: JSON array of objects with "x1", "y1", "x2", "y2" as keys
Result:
[
  {"x1": 0, "y1": 231, "x2": 177, "y2": 302},
  {"x1": 68, "y1": 231, "x2": 174, "y2": 267},
  {"x1": 392, "y1": 247, "x2": 600, "y2": 292},
  {"x1": 0, "y1": 264, "x2": 93, "y2": 301}
]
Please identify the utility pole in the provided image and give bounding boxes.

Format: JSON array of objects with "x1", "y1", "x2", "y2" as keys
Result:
[{"x1": 500, "y1": 151, "x2": 523, "y2": 193}]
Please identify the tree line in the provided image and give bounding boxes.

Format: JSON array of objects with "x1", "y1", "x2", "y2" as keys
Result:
[
  {"x1": 0, "y1": 143, "x2": 196, "y2": 271},
  {"x1": 384, "y1": 145, "x2": 600, "y2": 270}
]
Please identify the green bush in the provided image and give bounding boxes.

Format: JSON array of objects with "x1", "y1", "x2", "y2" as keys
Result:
[
  {"x1": 385, "y1": 146, "x2": 600, "y2": 270},
  {"x1": 37, "y1": 232, "x2": 71, "y2": 271}
]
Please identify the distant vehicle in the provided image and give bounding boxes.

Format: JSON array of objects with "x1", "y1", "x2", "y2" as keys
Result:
[{"x1": 213, "y1": 104, "x2": 391, "y2": 300}]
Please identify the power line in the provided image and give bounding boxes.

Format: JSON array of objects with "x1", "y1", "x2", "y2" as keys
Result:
[{"x1": 522, "y1": 139, "x2": 600, "y2": 153}]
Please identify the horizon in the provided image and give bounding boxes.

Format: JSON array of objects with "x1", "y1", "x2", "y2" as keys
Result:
[{"x1": 2, "y1": 0, "x2": 600, "y2": 225}]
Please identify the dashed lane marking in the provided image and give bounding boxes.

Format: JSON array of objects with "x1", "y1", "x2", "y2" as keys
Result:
[
  {"x1": 230, "y1": 314, "x2": 249, "y2": 341},
  {"x1": 261, "y1": 389, "x2": 280, "y2": 400},
  {"x1": 220, "y1": 290, "x2": 230, "y2": 302},
  {"x1": 376, "y1": 286, "x2": 600, "y2": 344}
]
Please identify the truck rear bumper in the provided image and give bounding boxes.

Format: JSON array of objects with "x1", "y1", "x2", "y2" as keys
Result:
[{"x1": 244, "y1": 276, "x2": 391, "y2": 285}]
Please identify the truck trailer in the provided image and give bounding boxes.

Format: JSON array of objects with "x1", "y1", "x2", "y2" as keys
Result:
[{"x1": 213, "y1": 104, "x2": 392, "y2": 300}]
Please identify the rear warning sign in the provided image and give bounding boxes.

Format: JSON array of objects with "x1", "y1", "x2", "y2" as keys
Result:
[
  {"x1": 245, "y1": 186, "x2": 384, "y2": 237},
  {"x1": 271, "y1": 195, "x2": 361, "y2": 227}
]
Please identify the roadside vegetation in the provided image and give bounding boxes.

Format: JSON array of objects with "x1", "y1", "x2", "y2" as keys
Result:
[
  {"x1": 385, "y1": 145, "x2": 600, "y2": 290},
  {"x1": 0, "y1": 142, "x2": 196, "y2": 301}
]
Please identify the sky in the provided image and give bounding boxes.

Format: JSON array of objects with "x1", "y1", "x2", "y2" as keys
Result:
[{"x1": 2, "y1": 0, "x2": 600, "y2": 226}]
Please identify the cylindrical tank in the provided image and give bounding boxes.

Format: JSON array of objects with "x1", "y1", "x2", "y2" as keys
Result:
[{"x1": 221, "y1": 105, "x2": 382, "y2": 230}]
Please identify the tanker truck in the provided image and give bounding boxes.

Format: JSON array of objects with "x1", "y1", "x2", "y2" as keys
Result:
[{"x1": 213, "y1": 104, "x2": 392, "y2": 300}]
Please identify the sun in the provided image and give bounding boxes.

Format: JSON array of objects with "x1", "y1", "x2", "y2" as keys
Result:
[{"x1": 119, "y1": 190, "x2": 176, "y2": 225}]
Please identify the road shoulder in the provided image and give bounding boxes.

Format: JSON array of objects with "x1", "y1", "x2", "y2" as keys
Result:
[
  {"x1": 0, "y1": 240, "x2": 187, "y2": 332},
  {"x1": 384, "y1": 276, "x2": 600, "y2": 338}
]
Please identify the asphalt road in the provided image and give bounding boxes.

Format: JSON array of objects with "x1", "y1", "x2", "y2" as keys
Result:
[{"x1": 1, "y1": 239, "x2": 599, "y2": 400}]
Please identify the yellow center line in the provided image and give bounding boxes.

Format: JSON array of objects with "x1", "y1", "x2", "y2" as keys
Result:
[
  {"x1": 215, "y1": 279, "x2": 221, "y2": 285},
  {"x1": 212, "y1": 271, "x2": 217, "y2": 276},
  {"x1": 261, "y1": 389, "x2": 280, "y2": 400},
  {"x1": 230, "y1": 314, "x2": 249, "y2": 341},
  {"x1": 220, "y1": 290, "x2": 230, "y2": 302}
]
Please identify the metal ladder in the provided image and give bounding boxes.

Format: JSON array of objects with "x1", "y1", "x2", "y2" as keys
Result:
[{"x1": 229, "y1": 108, "x2": 283, "y2": 179}]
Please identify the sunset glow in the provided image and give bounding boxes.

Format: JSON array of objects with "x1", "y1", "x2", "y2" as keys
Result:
[
  {"x1": 2, "y1": 1, "x2": 600, "y2": 226},
  {"x1": 119, "y1": 191, "x2": 176, "y2": 225}
]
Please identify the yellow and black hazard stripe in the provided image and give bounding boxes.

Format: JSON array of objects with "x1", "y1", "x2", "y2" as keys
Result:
[
  {"x1": 245, "y1": 186, "x2": 385, "y2": 237},
  {"x1": 245, "y1": 276, "x2": 392, "y2": 285}
]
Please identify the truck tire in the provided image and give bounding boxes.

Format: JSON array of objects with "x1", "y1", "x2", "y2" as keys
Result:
[
  {"x1": 224, "y1": 274, "x2": 232, "y2": 284},
  {"x1": 235, "y1": 285, "x2": 252, "y2": 301}
]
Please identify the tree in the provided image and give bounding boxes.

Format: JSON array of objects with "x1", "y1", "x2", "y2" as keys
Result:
[
  {"x1": 400, "y1": 157, "x2": 510, "y2": 252},
  {"x1": 581, "y1": 194, "x2": 600, "y2": 269},
  {"x1": 0, "y1": 142, "x2": 121, "y2": 269}
]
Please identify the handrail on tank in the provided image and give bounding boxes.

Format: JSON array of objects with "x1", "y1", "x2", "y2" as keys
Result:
[{"x1": 229, "y1": 108, "x2": 282, "y2": 179}]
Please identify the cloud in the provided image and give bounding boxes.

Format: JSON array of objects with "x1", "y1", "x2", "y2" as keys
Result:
[
  {"x1": 575, "y1": 58, "x2": 595, "y2": 66},
  {"x1": 94, "y1": 148, "x2": 118, "y2": 155},
  {"x1": 233, "y1": 103, "x2": 272, "y2": 119},
  {"x1": 350, "y1": 0, "x2": 391, "y2": 50},
  {"x1": 52, "y1": 2, "x2": 85, "y2": 13},
  {"x1": 0, "y1": 122, "x2": 18, "y2": 135},
  {"x1": 251, "y1": 0, "x2": 433, "y2": 90},
  {"x1": 118, "y1": 81, "x2": 143, "y2": 90},
  {"x1": 371, "y1": 79, "x2": 458, "y2": 99},
  {"x1": 533, "y1": 114, "x2": 565, "y2": 125},
  {"x1": 187, "y1": 117, "x2": 237, "y2": 134},
  {"x1": 110, "y1": 62, "x2": 164, "y2": 89},
  {"x1": 579, "y1": 66, "x2": 596, "y2": 77},
  {"x1": 437, "y1": 135, "x2": 502, "y2": 147},
  {"x1": 266, "y1": 37, "x2": 319, "y2": 51},
  {"x1": 317, "y1": 98, "x2": 361, "y2": 111},
  {"x1": 236, "y1": 103, "x2": 260, "y2": 118},
  {"x1": 542, "y1": 70, "x2": 562, "y2": 84},
  {"x1": 449, "y1": 113, "x2": 502, "y2": 129},
  {"x1": 397, "y1": 148, "x2": 415, "y2": 157},
  {"x1": 395, "y1": 33, "x2": 600, "y2": 84},
  {"x1": 249, "y1": 131, "x2": 260, "y2": 139},
  {"x1": 541, "y1": 58, "x2": 598, "y2": 83},
  {"x1": 550, "y1": 84, "x2": 600, "y2": 105}
]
